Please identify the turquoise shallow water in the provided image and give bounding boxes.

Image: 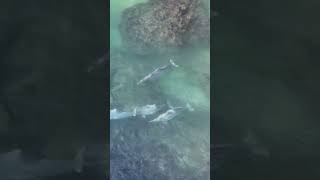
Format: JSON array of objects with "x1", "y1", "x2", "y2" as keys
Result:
[{"x1": 110, "y1": 0, "x2": 210, "y2": 179}]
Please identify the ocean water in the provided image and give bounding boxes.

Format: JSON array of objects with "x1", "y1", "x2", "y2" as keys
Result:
[{"x1": 110, "y1": 0, "x2": 210, "y2": 179}]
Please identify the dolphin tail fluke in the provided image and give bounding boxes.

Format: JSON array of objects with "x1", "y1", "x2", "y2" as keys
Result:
[{"x1": 169, "y1": 59, "x2": 179, "y2": 68}]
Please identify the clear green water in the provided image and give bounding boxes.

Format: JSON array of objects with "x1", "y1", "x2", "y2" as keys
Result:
[{"x1": 110, "y1": 0, "x2": 210, "y2": 179}]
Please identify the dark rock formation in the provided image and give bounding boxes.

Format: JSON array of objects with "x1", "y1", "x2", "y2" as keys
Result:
[{"x1": 119, "y1": 0, "x2": 210, "y2": 55}]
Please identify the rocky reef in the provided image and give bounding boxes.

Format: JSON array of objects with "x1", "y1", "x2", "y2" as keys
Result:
[{"x1": 119, "y1": 0, "x2": 210, "y2": 55}]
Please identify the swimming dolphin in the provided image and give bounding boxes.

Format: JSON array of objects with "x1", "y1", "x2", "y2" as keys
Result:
[
  {"x1": 149, "y1": 109, "x2": 177, "y2": 123},
  {"x1": 0, "y1": 148, "x2": 84, "y2": 180},
  {"x1": 133, "y1": 104, "x2": 164, "y2": 118},
  {"x1": 149, "y1": 102, "x2": 194, "y2": 123},
  {"x1": 110, "y1": 109, "x2": 135, "y2": 120},
  {"x1": 137, "y1": 59, "x2": 179, "y2": 85}
]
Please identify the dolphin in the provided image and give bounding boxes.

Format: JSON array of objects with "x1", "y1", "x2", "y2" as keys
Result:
[
  {"x1": 149, "y1": 102, "x2": 194, "y2": 123},
  {"x1": 110, "y1": 109, "x2": 135, "y2": 120},
  {"x1": 137, "y1": 59, "x2": 179, "y2": 85},
  {"x1": 149, "y1": 109, "x2": 178, "y2": 123},
  {"x1": 133, "y1": 104, "x2": 164, "y2": 118}
]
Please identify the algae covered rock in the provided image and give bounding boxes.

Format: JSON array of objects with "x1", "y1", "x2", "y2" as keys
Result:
[{"x1": 119, "y1": 0, "x2": 210, "y2": 55}]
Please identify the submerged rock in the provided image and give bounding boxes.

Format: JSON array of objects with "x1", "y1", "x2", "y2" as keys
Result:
[{"x1": 119, "y1": 0, "x2": 210, "y2": 55}]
